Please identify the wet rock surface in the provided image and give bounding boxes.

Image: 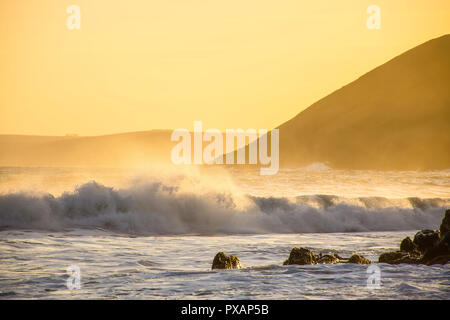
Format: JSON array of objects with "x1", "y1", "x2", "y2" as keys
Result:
[
  {"x1": 211, "y1": 252, "x2": 243, "y2": 270},
  {"x1": 283, "y1": 247, "x2": 370, "y2": 265},
  {"x1": 400, "y1": 236, "x2": 417, "y2": 253},
  {"x1": 413, "y1": 230, "x2": 440, "y2": 253},
  {"x1": 346, "y1": 254, "x2": 371, "y2": 265},
  {"x1": 283, "y1": 247, "x2": 317, "y2": 265},
  {"x1": 316, "y1": 254, "x2": 339, "y2": 264},
  {"x1": 212, "y1": 210, "x2": 449, "y2": 269},
  {"x1": 439, "y1": 209, "x2": 450, "y2": 235},
  {"x1": 378, "y1": 209, "x2": 450, "y2": 265}
]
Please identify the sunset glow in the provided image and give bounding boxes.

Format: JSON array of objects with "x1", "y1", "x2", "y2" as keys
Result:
[{"x1": 1, "y1": 0, "x2": 449, "y2": 135}]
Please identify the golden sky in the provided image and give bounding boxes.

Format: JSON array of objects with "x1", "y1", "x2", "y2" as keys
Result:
[{"x1": 0, "y1": 0, "x2": 449, "y2": 136}]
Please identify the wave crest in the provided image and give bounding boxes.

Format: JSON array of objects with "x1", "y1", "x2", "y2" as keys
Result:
[{"x1": 0, "y1": 180, "x2": 448, "y2": 235}]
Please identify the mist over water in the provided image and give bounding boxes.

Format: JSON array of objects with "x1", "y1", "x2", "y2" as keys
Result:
[
  {"x1": 0, "y1": 166, "x2": 448, "y2": 235},
  {"x1": 231, "y1": 165, "x2": 450, "y2": 199}
]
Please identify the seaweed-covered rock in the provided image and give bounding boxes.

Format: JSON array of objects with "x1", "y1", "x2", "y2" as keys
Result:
[
  {"x1": 283, "y1": 247, "x2": 317, "y2": 265},
  {"x1": 346, "y1": 254, "x2": 371, "y2": 264},
  {"x1": 212, "y1": 252, "x2": 243, "y2": 270}
]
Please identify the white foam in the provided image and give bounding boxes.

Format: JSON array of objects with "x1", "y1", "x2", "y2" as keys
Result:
[{"x1": 0, "y1": 179, "x2": 447, "y2": 235}]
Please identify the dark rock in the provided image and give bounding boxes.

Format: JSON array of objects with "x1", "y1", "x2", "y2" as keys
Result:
[
  {"x1": 439, "y1": 209, "x2": 450, "y2": 235},
  {"x1": 346, "y1": 254, "x2": 371, "y2": 264},
  {"x1": 212, "y1": 252, "x2": 242, "y2": 270},
  {"x1": 334, "y1": 254, "x2": 345, "y2": 260},
  {"x1": 425, "y1": 254, "x2": 450, "y2": 265},
  {"x1": 438, "y1": 231, "x2": 450, "y2": 248},
  {"x1": 413, "y1": 229, "x2": 440, "y2": 253},
  {"x1": 378, "y1": 210, "x2": 450, "y2": 265},
  {"x1": 284, "y1": 248, "x2": 370, "y2": 265},
  {"x1": 420, "y1": 232, "x2": 450, "y2": 265},
  {"x1": 316, "y1": 254, "x2": 339, "y2": 264},
  {"x1": 400, "y1": 236, "x2": 417, "y2": 253},
  {"x1": 378, "y1": 251, "x2": 420, "y2": 264},
  {"x1": 283, "y1": 247, "x2": 316, "y2": 265},
  {"x1": 419, "y1": 216, "x2": 450, "y2": 265},
  {"x1": 379, "y1": 251, "x2": 404, "y2": 264}
]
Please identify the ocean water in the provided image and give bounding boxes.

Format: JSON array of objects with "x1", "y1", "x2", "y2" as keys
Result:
[{"x1": 0, "y1": 166, "x2": 449, "y2": 299}]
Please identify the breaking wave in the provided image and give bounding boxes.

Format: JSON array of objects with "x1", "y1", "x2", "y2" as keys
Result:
[{"x1": 0, "y1": 180, "x2": 448, "y2": 235}]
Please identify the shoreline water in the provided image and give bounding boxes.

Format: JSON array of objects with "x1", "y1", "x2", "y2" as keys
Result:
[{"x1": 1, "y1": 230, "x2": 449, "y2": 299}]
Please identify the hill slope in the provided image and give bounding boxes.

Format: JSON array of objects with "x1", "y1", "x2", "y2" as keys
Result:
[
  {"x1": 1, "y1": 36, "x2": 449, "y2": 170},
  {"x1": 277, "y1": 35, "x2": 450, "y2": 170},
  {"x1": 0, "y1": 131, "x2": 174, "y2": 167}
]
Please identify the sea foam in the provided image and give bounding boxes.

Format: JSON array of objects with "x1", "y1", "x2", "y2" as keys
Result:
[{"x1": 0, "y1": 180, "x2": 447, "y2": 235}]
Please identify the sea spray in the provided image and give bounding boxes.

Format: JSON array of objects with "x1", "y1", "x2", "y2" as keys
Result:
[{"x1": 0, "y1": 179, "x2": 447, "y2": 235}]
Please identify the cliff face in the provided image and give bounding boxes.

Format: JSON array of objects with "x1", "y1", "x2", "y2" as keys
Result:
[{"x1": 277, "y1": 35, "x2": 450, "y2": 170}]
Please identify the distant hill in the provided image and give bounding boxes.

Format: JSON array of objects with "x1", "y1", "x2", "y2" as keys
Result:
[
  {"x1": 0, "y1": 130, "x2": 234, "y2": 167},
  {"x1": 276, "y1": 34, "x2": 450, "y2": 170},
  {"x1": 0, "y1": 131, "x2": 175, "y2": 167},
  {"x1": 1, "y1": 35, "x2": 449, "y2": 170}
]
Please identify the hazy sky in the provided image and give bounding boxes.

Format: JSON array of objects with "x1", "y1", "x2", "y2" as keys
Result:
[{"x1": 0, "y1": 0, "x2": 449, "y2": 136}]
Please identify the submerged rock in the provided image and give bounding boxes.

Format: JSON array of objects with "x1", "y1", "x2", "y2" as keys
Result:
[
  {"x1": 283, "y1": 247, "x2": 370, "y2": 265},
  {"x1": 378, "y1": 209, "x2": 450, "y2": 266},
  {"x1": 211, "y1": 252, "x2": 243, "y2": 270}
]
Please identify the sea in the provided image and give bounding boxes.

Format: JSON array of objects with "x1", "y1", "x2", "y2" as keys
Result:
[{"x1": 0, "y1": 165, "x2": 449, "y2": 299}]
